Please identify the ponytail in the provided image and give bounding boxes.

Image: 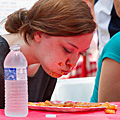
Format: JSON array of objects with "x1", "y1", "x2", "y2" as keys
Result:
[{"x1": 5, "y1": 9, "x2": 28, "y2": 33}]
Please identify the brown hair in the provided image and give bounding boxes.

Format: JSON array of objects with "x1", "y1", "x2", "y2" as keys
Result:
[{"x1": 4, "y1": 0, "x2": 96, "y2": 44}]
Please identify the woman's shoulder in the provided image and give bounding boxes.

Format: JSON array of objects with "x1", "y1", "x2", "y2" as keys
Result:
[
  {"x1": 100, "y1": 32, "x2": 120, "y2": 62},
  {"x1": 0, "y1": 35, "x2": 9, "y2": 56},
  {"x1": 105, "y1": 32, "x2": 120, "y2": 47},
  {"x1": 111, "y1": 32, "x2": 120, "y2": 40},
  {"x1": 0, "y1": 35, "x2": 9, "y2": 48}
]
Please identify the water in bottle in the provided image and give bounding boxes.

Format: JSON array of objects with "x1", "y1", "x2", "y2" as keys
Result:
[{"x1": 4, "y1": 44, "x2": 28, "y2": 117}]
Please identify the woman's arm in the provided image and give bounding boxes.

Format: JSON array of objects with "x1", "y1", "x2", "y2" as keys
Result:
[
  {"x1": 98, "y1": 58, "x2": 120, "y2": 102},
  {"x1": 114, "y1": 0, "x2": 120, "y2": 17},
  {"x1": 87, "y1": 0, "x2": 96, "y2": 24}
]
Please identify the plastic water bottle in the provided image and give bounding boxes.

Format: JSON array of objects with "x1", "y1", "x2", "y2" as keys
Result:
[{"x1": 4, "y1": 44, "x2": 28, "y2": 117}]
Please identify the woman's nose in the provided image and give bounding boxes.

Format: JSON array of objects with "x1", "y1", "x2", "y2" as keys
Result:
[
  {"x1": 66, "y1": 57, "x2": 79, "y2": 70},
  {"x1": 66, "y1": 60, "x2": 73, "y2": 70}
]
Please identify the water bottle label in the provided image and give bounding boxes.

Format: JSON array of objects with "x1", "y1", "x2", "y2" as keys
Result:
[{"x1": 4, "y1": 67, "x2": 27, "y2": 80}]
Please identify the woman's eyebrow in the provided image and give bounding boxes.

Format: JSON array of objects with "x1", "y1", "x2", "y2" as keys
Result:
[
  {"x1": 67, "y1": 42, "x2": 79, "y2": 49},
  {"x1": 67, "y1": 42, "x2": 90, "y2": 51}
]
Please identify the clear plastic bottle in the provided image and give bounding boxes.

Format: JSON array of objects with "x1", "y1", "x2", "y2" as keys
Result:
[{"x1": 4, "y1": 44, "x2": 28, "y2": 117}]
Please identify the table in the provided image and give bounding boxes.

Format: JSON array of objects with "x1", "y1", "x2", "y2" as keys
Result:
[{"x1": 0, "y1": 102, "x2": 120, "y2": 120}]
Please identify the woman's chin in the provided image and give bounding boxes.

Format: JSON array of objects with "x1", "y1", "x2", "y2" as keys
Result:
[
  {"x1": 47, "y1": 72, "x2": 62, "y2": 78},
  {"x1": 51, "y1": 74, "x2": 62, "y2": 78},
  {"x1": 43, "y1": 67, "x2": 62, "y2": 78}
]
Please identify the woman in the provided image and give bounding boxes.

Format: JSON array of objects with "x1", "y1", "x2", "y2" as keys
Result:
[
  {"x1": 90, "y1": 31, "x2": 120, "y2": 103},
  {"x1": 0, "y1": 0, "x2": 96, "y2": 108}
]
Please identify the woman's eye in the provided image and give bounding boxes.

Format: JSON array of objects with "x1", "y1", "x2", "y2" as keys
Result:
[{"x1": 64, "y1": 47, "x2": 72, "y2": 53}]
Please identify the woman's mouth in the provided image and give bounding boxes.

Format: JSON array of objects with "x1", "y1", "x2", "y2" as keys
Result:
[{"x1": 61, "y1": 70, "x2": 70, "y2": 75}]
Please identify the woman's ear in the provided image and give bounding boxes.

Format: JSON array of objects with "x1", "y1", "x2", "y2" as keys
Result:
[{"x1": 33, "y1": 31, "x2": 41, "y2": 42}]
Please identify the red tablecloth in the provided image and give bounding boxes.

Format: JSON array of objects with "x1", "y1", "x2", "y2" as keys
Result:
[{"x1": 0, "y1": 102, "x2": 120, "y2": 120}]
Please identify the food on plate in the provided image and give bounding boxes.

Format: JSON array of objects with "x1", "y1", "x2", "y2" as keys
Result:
[
  {"x1": 104, "y1": 109, "x2": 116, "y2": 114},
  {"x1": 28, "y1": 100, "x2": 64, "y2": 107},
  {"x1": 28, "y1": 100, "x2": 117, "y2": 114},
  {"x1": 102, "y1": 102, "x2": 117, "y2": 114},
  {"x1": 28, "y1": 102, "x2": 47, "y2": 106},
  {"x1": 28, "y1": 100, "x2": 103, "y2": 108}
]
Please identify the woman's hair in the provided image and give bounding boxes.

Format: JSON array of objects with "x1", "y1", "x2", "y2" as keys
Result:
[{"x1": 4, "y1": 0, "x2": 96, "y2": 44}]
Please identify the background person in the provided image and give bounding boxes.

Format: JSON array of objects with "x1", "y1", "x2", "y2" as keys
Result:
[
  {"x1": 90, "y1": 31, "x2": 120, "y2": 102},
  {"x1": 90, "y1": 0, "x2": 120, "y2": 57}
]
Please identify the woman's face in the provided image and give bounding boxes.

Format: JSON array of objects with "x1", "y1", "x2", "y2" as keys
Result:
[{"x1": 35, "y1": 33, "x2": 93, "y2": 78}]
